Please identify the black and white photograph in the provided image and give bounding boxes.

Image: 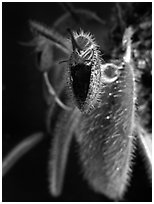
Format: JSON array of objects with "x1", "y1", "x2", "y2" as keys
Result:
[{"x1": 2, "y1": 2, "x2": 152, "y2": 202}]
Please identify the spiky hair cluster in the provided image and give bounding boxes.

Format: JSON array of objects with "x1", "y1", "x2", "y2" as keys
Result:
[{"x1": 73, "y1": 29, "x2": 98, "y2": 49}]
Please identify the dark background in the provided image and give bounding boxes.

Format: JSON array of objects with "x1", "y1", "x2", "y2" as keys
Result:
[{"x1": 2, "y1": 2, "x2": 152, "y2": 202}]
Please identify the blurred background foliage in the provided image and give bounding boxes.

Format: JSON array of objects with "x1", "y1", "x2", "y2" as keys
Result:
[{"x1": 3, "y1": 2, "x2": 151, "y2": 201}]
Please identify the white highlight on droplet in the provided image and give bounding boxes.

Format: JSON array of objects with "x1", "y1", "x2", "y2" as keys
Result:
[{"x1": 106, "y1": 116, "x2": 110, "y2": 119}]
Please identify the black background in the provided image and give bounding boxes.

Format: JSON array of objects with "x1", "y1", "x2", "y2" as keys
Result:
[{"x1": 2, "y1": 2, "x2": 152, "y2": 202}]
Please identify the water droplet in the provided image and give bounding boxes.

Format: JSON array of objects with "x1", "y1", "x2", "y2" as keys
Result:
[
  {"x1": 106, "y1": 116, "x2": 110, "y2": 119},
  {"x1": 118, "y1": 90, "x2": 122, "y2": 93}
]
